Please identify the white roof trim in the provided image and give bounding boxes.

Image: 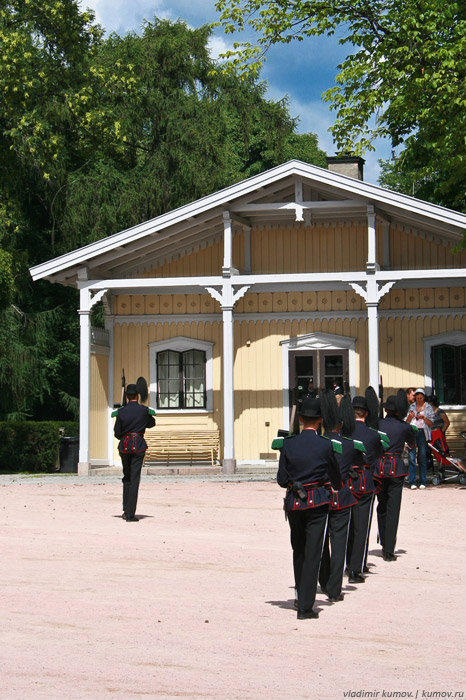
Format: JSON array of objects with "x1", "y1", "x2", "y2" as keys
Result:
[{"x1": 30, "y1": 159, "x2": 466, "y2": 283}]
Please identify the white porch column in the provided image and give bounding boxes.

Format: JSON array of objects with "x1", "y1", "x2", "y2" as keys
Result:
[
  {"x1": 104, "y1": 310, "x2": 115, "y2": 467},
  {"x1": 367, "y1": 297, "x2": 380, "y2": 391},
  {"x1": 78, "y1": 287, "x2": 91, "y2": 475},
  {"x1": 222, "y1": 211, "x2": 233, "y2": 276},
  {"x1": 206, "y1": 283, "x2": 249, "y2": 474},
  {"x1": 366, "y1": 205, "x2": 379, "y2": 273},
  {"x1": 222, "y1": 303, "x2": 236, "y2": 473},
  {"x1": 350, "y1": 278, "x2": 395, "y2": 396},
  {"x1": 366, "y1": 206, "x2": 380, "y2": 390}
]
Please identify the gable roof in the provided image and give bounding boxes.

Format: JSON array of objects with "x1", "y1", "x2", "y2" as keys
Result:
[{"x1": 30, "y1": 159, "x2": 466, "y2": 286}]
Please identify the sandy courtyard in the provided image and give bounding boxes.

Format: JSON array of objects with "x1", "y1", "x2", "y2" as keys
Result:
[{"x1": 0, "y1": 475, "x2": 465, "y2": 700}]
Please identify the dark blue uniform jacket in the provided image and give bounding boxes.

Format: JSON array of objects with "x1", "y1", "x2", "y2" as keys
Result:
[
  {"x1": 277, "y1": 429, "x2": 342, "y2": 512},
  {"x1": 373, "y1": 416, "x2": 416, "y2": 478},
  {"x1": 350, "y1": 421, "x2": 381, "y2": 496},
  {"x1": 323, "y1": 431, "x2": 358, "y2": 510},
  {"x1": 114, "y1": 401, "x2": 156, "y2": 454}
]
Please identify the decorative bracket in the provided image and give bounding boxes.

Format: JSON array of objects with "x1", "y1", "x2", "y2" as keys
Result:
[
  {"x1": 377, "y1": 281, "x2": 395, "y2": 300},
  {"x1": 349, "y1": 280, "x2": 395, "y2": 304},
  {"x1": 294, "y1": 204, "x2": 304, "y2": 222},
  {"x1": 205, "y1": 284, "x2": 250, "y2": 309},
  {"x1": 232, "y1": 285, "x2": 250, "y2": 305},
  {"x1": 90, "y1": 289, "x2": 107, "y2": 310},
  {"x1": 349, "y1": 282, "x2": 368, "y2": 303},
  {"x1": 205, "y1": 286, "x2": 223, "y2": 306}
]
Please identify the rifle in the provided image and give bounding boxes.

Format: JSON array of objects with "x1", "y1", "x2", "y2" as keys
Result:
[
  {"x1": 121, "y1": 369, "x2": 127, "y2": 406},
  {"x1": 379, "y1": 375, "x2": 384, "y2": 419}
]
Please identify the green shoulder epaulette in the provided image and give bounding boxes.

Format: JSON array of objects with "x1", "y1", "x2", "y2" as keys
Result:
[
  {"x1": 371, "y1": 428, "x2": 390, "y2": 449},
  {"x1": 322, "y1": 435, "x2": 343, "y2": 454},
  {"x1": 353, "y1": 439, "x2": 366, "y2": 452},
  {"x1": 271, "y1": 433, "x2": 294, "y2": 450},
  {"x1": 378, "y1": 430, "x2": 390, "y2": 448},
  {"x1": 111, "y1": 407, "x2": 120, "y2": 418},
  {"x1": 148, "y1": 407, "x2": 156, "y2": 416},
  {"x1": 271, "y1": 437, "x2": 284, "y2": 450},
  {"x1": 410, "y1": 424, "x2": 419, "y2": 433}
]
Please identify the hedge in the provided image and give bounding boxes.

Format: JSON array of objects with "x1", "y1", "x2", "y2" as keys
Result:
[{"x1": 0, "y1": 421, "x2": 79, "y2": 472}]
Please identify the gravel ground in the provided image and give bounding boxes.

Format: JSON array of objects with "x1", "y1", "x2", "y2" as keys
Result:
[{"x1": 0, "y1": 475, "x2": 465, "y2": 700}]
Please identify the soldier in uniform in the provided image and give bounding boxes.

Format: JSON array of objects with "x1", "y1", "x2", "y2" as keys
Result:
[
  {"x1": 346, "y1": 393, "x2": 386, "y2": 579},
  {"x1": 277, "y1": 396, "x2": 342, "y2": 620},
  {"x1": 319, "y1": 391, "x2": 358, "y2": 602},
  {"x1": 373, "y1": 394, "x2": 416, "y2": 560},
  {"x1": 113, "y1": 384, "x2": 156, "y2": 522}
]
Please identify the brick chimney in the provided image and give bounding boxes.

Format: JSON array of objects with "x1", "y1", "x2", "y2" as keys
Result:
[{"x1": 326, "y1": 155, "x2": 365, "y2": 180}]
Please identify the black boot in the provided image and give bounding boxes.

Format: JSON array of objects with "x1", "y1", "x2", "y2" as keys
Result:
[{"x1": 348, "y1": 571, "x2": 365, "y2": 583}]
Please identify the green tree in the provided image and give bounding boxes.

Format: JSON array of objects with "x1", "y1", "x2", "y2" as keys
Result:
[
  {"x1": 215, "y1": 0, "x2": 466, "y2": 211},
  {"x1": 0, "y1": 0, "x2": 101, "y2": 419},
  {"x1": 58, "y1": 20, "x2": 324, "y2": 247},
  {"x1": 0, "y1": 3, "x2": 327, "y2": 420}
]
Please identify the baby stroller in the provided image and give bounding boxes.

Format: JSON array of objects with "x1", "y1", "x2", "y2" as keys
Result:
[{"x1": 429, "y1": 429, "x2": 466, "y2": 486}]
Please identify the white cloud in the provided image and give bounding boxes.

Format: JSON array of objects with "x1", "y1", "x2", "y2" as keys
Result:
[
  {"x1": 81, "y1": 0, "x2": 171, "y2": 34},
  {"x1": 207, "y1": 34, "x2": 235, "y2": 61}
]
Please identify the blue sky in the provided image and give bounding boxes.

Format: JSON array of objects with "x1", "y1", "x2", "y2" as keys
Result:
[{"x1": 81, "y1": 0, "x2": 391, "y2": 184}]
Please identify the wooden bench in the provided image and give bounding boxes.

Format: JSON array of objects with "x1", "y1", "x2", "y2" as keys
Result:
[{"x1": 144, "y1": 430, "x2": 220, "y2": 466}]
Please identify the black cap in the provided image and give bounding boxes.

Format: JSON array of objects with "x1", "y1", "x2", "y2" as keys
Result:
[
  {"x1": 365, "y1": 385, "x2": 380, "y2": 429},
  {"x1": 352, "y1": 395, "x2": 368, "y2": 410},
  {"x1": 339, "y1": 394, "x2": 355, "y2": 437},
  {"x1": 299, "y1": 397, "x2": 322, "y2": 418},
  {"x1": 383, "y1": 395, "x2": 398, "y2": 412},
  {"x1": 321, "y1": 389, "x2": 340, "y2": 432},
  {"x1": 125, "y1": 384, "x2": 138, "y2": 396}
]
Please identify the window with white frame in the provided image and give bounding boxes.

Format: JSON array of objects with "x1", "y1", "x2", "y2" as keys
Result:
[
  {"x1": 431, "y1": 344, "x2": 466, "y2": 405},
  {"x1": 424, "y1": 331, "x2": 466, "y2": 406},
  {"x1": 149, "y1": 337, "x2": 214, "y2": 412},
  {"x1": 157, "y1": 349, "x2": 206, "y2": 409}
]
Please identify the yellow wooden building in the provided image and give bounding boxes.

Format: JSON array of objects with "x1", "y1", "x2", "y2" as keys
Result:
[{"x1": 30, "y1": 159, "x2": 466, "y2": 474}]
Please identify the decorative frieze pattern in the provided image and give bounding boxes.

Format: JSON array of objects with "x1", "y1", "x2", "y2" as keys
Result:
[
  {"x1": 113, "y1": 308, "x2": 465, "y2": 326},
  {"x1": 114, "y1": 288, "x2": 465, "y2": 317}
]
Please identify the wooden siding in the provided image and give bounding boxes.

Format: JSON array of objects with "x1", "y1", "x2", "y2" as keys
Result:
[
  {"x1": 250, "y1": 223, "x2": 366, "y2": 274},
  {"x1": 379, "y1": 313, "x2": 466, "y2": 396},
  {"x1": 133, "y1": 221, "x2": 464, "y2": 278},
  {"x1": 113, "y1": 320, "x2": 223, "y2": 427},
  {"x1": 389, "y1": 226, "x2": 466, "y2": 269},
  {"x1": 90, "y1": 353, "x2": 108, "y2": 460},
  {"x1": 233, "y1": 317, "x2": 365, "y2": 460},
  {"x1": 143, "y1": 238, "x2": 223, "y2": 277}
]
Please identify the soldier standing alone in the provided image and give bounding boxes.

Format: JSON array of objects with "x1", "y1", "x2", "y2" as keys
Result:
[{"x1": 114, "y1": 384, "x2": 156, "y2": 522}]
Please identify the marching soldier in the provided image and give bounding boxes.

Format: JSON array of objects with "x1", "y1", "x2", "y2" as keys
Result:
[
  {"x1": 113, "y1": 383, "x2": 156, "y2": 522},
  {"x1": 319, "y1": 391, "x2": 358, "y2": 602},
  {"x1": 277, "y1": 396, "x2": 342, "y2": 620},
  {"x1": 346, "y1": 392, "x2": 386, "y2": 578},
  {"x1": 374, "y1": 393, "x2": 416, "y2": 560}
]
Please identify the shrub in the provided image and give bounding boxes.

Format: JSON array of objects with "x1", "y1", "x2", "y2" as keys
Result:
[{"x1": 0, "y1": 421, "x2": 78, "y2": 472}]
